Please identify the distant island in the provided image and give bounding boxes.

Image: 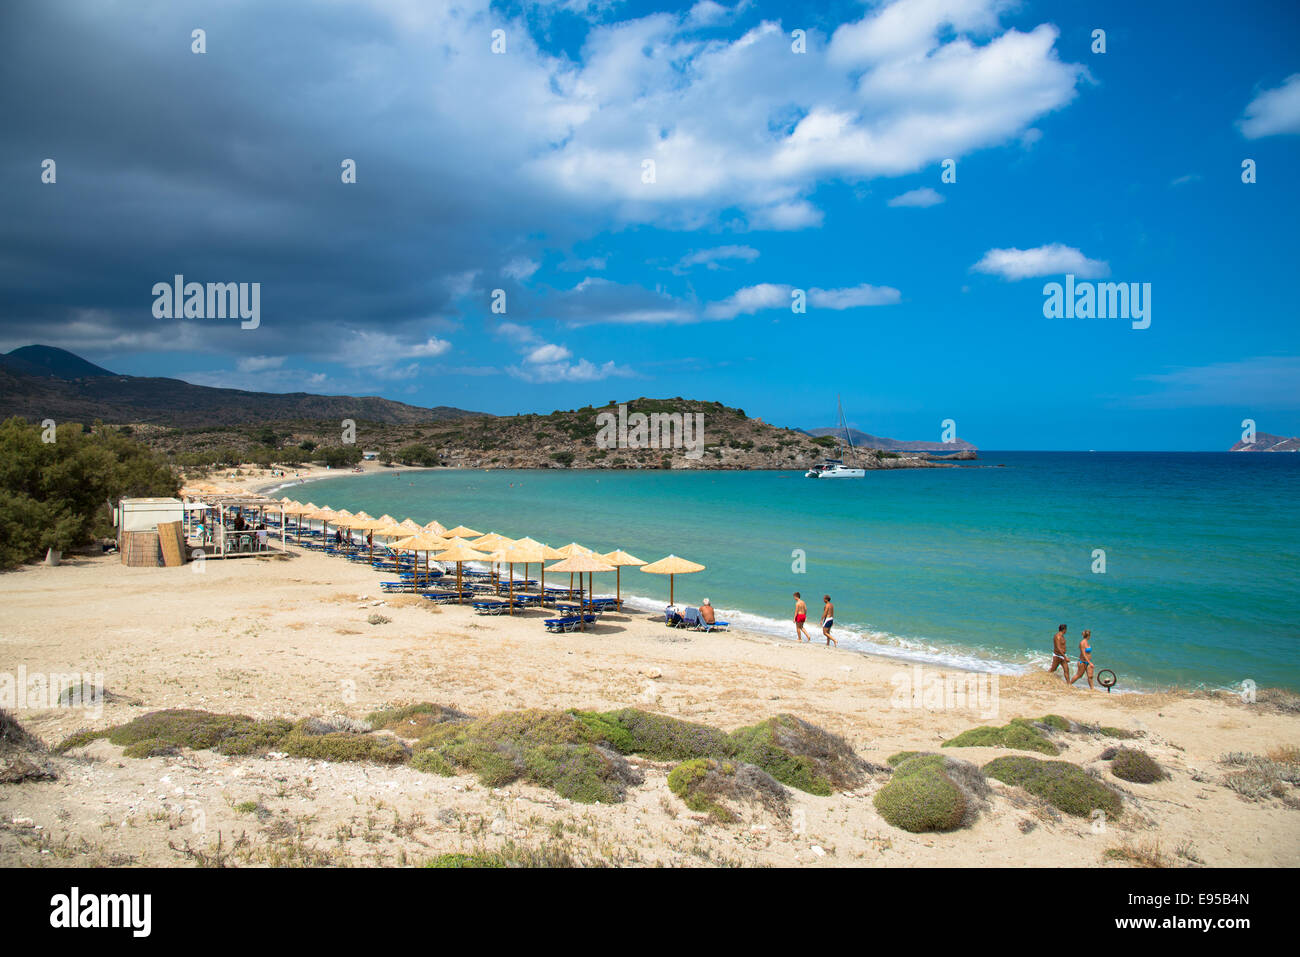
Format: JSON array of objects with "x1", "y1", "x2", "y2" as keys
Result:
[
  {"x1": 1230, "y1": 432, "x2": 1299, "y2": 452},
  {"x1": 0, "y1": 345, "x2": 967, "y2": 472}
]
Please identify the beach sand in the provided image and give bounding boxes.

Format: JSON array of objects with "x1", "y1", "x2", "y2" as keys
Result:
[{"x1": 1, "y1": 545, "x2": 1297, "y2": 868}]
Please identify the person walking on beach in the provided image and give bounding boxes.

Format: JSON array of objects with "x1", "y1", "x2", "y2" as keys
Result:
[
  {"x1": 1048, "y1": 624, "x2": 1071, "y2": 682},
  {"x1": 793, "y1": 592, "x2": 811, "y2": 642},
  {"x1": 821, "y1": 595, "x2": 837, "y2": 646},
  {"x1": 1070, "y1": 629, "x2": 1096, "y2": 689}
]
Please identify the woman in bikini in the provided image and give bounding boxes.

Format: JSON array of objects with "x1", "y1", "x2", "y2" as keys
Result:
[{"x1": 1070, "y1": 630, "x2": 1095, "y2": 689}]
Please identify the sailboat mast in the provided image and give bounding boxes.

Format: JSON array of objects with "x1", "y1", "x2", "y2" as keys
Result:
[{"x1": 838, "y1": 395, "x2": 856, "y2": 461}]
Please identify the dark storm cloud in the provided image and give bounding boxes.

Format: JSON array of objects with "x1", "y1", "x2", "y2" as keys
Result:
[{"x1": 0, "y1": 0, "x2": 585, "y2": 359}]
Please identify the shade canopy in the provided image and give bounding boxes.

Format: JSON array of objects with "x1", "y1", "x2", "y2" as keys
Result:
[
  {"x1": 423, "y1": 519, "x2": 448, "y2": 535},
  {"x1": 434, "y1": 542, "x2": 491, "y2": 563},
  {"x1": 471, "y1": 532, "x2": 514, "y2": 550},
  {"x1": 546, "y1": 554, "x2": 615, "y2": 574},
  {"x1": 443, "y1": 525, "x2": 482, "y2": 539},
  {"x1": 555, "y1": 542, "x2": 596, "y2": 558},
  {"x1": 641, "y1": 554, "x2": 706, "y2": 575},
  {"x1": 391, "y1": 533, "x2": 449, "y2": 551},
  {"x1": 512, "y1": 537, "x2": 566, "y2": 559},
  {"x1": 601, "y1": 549, "x2": 646, "y2": 567}
]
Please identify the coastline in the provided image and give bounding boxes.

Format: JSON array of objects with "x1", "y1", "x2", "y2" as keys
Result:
[{"x1": 2, "y1": 546, "x2": 1296, "y2": 867}]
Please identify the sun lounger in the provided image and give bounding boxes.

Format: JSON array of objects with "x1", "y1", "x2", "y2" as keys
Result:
[
  {"x1": 473, "y1": 600, "x2": 507, "y2": 615},
  {"x1": 421, "y1": 590, "x2": 473, "y2": 603}
]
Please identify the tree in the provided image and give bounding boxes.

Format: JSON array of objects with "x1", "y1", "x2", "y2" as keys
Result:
[
  {"x1": 317, "y1": 445, "x2": 363, "y2": 468},
  {"x1": 397, "y1": 443, "x2": 439, "y2": 467},
  {"x1": 0, "y1": 418, "x2": 178, "y2": 569}
]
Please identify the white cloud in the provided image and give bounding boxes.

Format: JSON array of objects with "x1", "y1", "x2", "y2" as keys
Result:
[
  {"x1": 887, "y1": 186, "x2": 945, "y2": 207},
  {"x1": 525, "y1": 343, "x2": 572, "y2": 364},
  {"x1": 528, "y1": 0, "x2": 1085, "y2": 227},
  {"x1": 676, "y1": 245, "x2": 761, "y2": 271},
  {"x1": 972, "y1": 244, "x2": 1109, "y2": 280},
  {"x1": 809, "y1": 284, "x2": 902, "y2": 308},
  {"x1": 235, "y1": 355, "x2": 286, "y2": 373},
  {"x1": 349, "y1": 330, "x2": 453, "y2": 366},
  {"x1": 508, "y1": 358, "x2": 635, "y2": 383},
  {"x1": 706, "y1": 281, "x2": 900, "y2": 317},
  {"x1": 503, "y1": 257, "x2": 541, "y2": 280},
  {"x1": 1238, "y1": 74, "x2": 1300, "y2": 139},
  {"x1": 704, "y1": 283, "x2": 790, "y2": 319}
]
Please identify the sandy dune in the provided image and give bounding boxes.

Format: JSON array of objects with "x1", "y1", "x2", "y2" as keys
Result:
[{"x1": 1, "y1": 548, "x2": 1296, "y2": 867}]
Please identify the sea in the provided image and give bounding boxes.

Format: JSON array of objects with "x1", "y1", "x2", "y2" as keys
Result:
[{"x1": 289, "y1": 452, "x2": 1300, "y2": 693}]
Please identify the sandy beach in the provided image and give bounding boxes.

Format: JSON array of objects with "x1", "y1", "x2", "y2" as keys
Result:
[{"x1": 2, "y1": 536, "x2": 1297, "y2": 868}]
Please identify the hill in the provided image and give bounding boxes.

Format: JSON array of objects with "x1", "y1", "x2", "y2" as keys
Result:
[
  {"x1": 1230, "y1": 432, "x2": 1299, "y2": 452},
  {"x1": 0, "y1": 346, "x2": 480, "y2": 427},
  {"x1": 145, "y1": 399, "x2": 962, "y2": 471},
  {"x1": 806, "y1": 426, "x2": 978, "y2": 452},
  {"x1": 0, "y1": 344, "x2": 114, "y2": 379}
]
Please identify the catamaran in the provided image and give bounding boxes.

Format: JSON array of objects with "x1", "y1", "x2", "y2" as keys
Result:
[{"x1": 805, "y1": 397, "x2": 867, "y2": 478}]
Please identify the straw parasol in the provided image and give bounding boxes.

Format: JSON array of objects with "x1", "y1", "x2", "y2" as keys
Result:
[
  {"x1": 552, "y1": 543, "x2": 595, "y2": 597},
  {"x1": 640, "y1": 554, "x2": 705, "y2": 606},
  {"x1": 471, "y1": 533, "x2": 515, "y2": 588},
  {"x1": 443, "y1": 525, "x2": 482, "y2": 539},
  {"x1": 347, "y1": 515, "x2": 392, "y2": 561},
  {"x1": 484, "y1": 541, "x2": 536, "y2": 614},
  {"x1": 423, "y1": 519, "x2": 448, "y2": 535},
  {"x1": 545, "y1": 554, "x2": 615, "y2": 631},
  {"x1": 391, "y1": 532, "x2": 450, "y2": 584},
  {"x1": 508, "y1": 538, "x2": 565, "y2": 597},
  {"x1": 600, "y1": 549, "x2": 646, "y2": 606},
  {"x1": 434, "y1": 541, "x2": 491, "y2": 603}
]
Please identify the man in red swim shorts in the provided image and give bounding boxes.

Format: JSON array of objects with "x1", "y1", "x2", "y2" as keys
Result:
[{"x1": 793, "y1": 592, "x2": 811, "y2": 642}]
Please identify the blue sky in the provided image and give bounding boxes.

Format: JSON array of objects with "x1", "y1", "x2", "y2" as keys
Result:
[{"x1": 3, "y1": 0, "x2": 1298, "y2": 449}]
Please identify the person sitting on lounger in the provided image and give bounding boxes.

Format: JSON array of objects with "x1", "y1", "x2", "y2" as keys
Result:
[
  {"x1": 666, "y1": 604, "x2": 684, "y2": 626},
  {"x1": 700, "y1": 599, "x2": 717, "y2": 627}
]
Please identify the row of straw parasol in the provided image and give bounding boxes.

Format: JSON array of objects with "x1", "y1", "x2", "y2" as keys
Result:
[{"x1": 275, "y1": 498, "x2": 708, "y2": 632}]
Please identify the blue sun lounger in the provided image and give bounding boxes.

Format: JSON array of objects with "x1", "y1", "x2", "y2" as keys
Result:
[{"x1": 543, "y1": 614, "x2": 598, "y2": 633}]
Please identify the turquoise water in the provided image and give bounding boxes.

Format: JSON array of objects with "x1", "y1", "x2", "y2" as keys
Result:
[{"x1": 290, "y1": 453, "x2": 1300, "y2": 692}]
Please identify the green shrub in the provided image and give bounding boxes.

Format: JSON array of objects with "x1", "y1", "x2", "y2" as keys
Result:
[
  {"x1": 572, "y1": 708, "x2": 731, "y2": 762},
  {"x1": 280, "y1": 719, "x2": 409, "y2": 764},
  {"x1": 410, "y1": 709, "x2": 643, "y2": 803},
  {"x1": 667, "y1": 758, "x2": 788, "y2": 823},
  {"x1": 942, "y1": 718, "x2": 1060, "y2": 755},
  {"x1": 1108, "y1": 748, "x2": 1167, "y2": 783},
  {"x1": 426, "y1": 853, "x2": 505, "y2": 868},
  {"x1": 984, "y1": 756, "x2": 1123, "y2": 818},
  {"x1": 101, "y1": 709, "x2": 292, "y2": 756},
  {"x1": 728, "y1": 714, "x2": 871, "y2": 795},
  {"x1": 873, "y1": 752, "x2": 990, "y2": 833},
  {"x1": 1098, "y1": 726, "x2": 1139, "y2": 739},
  {"x1": 367, "y1": 703, "x2": 470, "y2": 736}
]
